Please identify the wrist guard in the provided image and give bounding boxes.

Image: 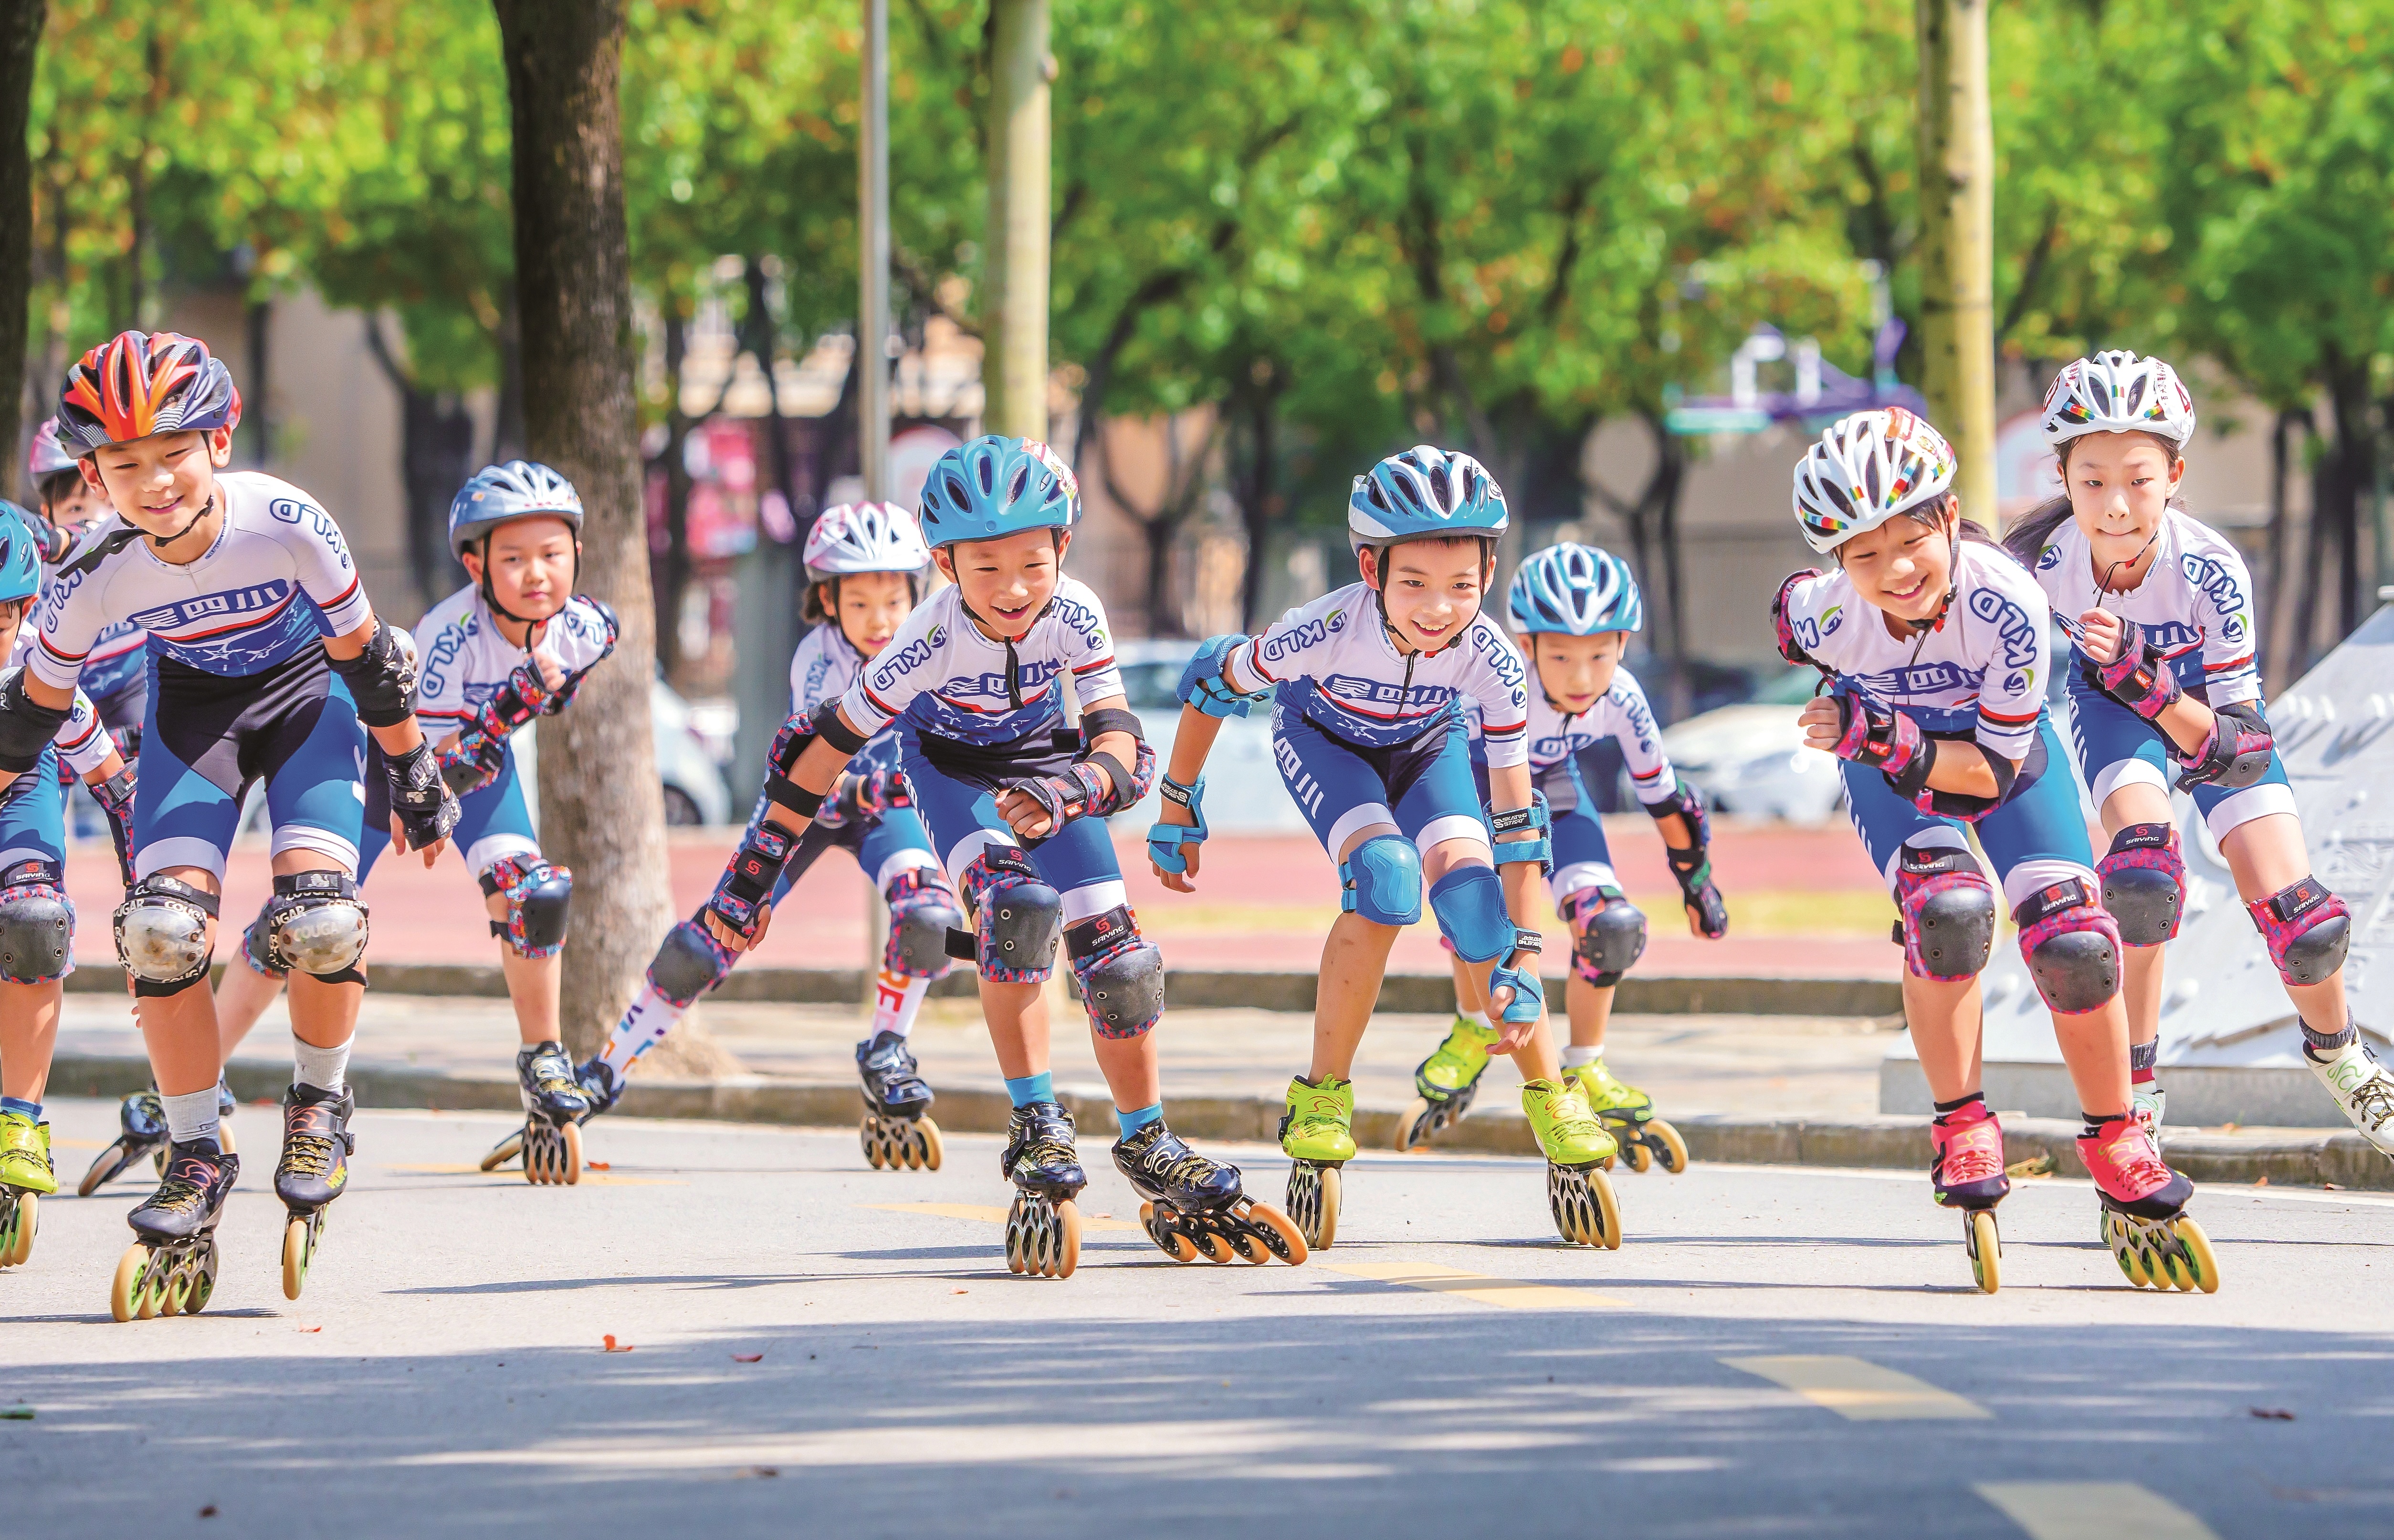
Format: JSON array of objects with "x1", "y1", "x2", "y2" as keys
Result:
[
  {"x1": 2173, "y1": 699, "x2": 2273, "y2": 791},
  {"x1": 1147, "y1": 774, "x2": 1208, "y2": 875},
  {"x1": 1644, "y1": 776, "x2": 1712, "y2": 851},
  {"x1": 94, "y1": 767, "x2": 136, "y2": 889},
  {"x1": 1490, "y1": 795, "x2": 1551, "y2": 874},
  {"x1": 1827, "y1": 681, "x2": 1926, "y2": 780},
  {"x1": 541, "y1": 599, "x2": 620, "y2": 714},
  {"x1": 331, "y1": 618, "x2": 420, "y2": 728},
  {"x1": 707, "y1": 820, "x2": 799, "y2": 942},
  {"x1": 1667, "y1": 845, "x2": 1730, "y2": 939},
  {"x1": 1177, "y1": 633, "x2": 1272, "y2": 719},
  {"x1": 1488, "y1": 930, "x2": 1545, "y2": 1026},
  {"x1": 2086, "y1": 625, "x2": 2182, "y2": 721},
  {"x1": 385, "y1": 740, "x2": 461, "y2": 850}
]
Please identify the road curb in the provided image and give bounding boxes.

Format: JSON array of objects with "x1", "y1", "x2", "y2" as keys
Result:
[
  {"x1": 57, "y1": 962, "x2": 1901, "y2": 1017},
  {"x1": 45, "y1": 1052, "x2": 2387, "y2": 1192}
]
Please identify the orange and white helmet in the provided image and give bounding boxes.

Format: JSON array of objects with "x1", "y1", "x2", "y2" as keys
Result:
[
  {"x1": 56, "y1": 331, "x2": 242, "y2": 454},
  {"x1": 2040, "y1": 350, "x2": 2195, "y2": 450},
  {"x1": 1790, "y1": 408, "x2": 1958, "y2": 555}
]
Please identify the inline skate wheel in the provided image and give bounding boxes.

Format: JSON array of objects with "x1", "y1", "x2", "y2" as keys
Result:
[
  {"x1": 915, "y1": 1118, "x2": 943, "y2": 1172},
  {"x1": 1196, "y1": 1231, "x2": 1233, "y2": 1264},
  {"x1": 1284, "y1": 1163, "x2": 1339, "y2": 1251},
  {"x1": 1005, "y1": 1193, "x2": 1081, "y2": 1279},
  {"x1": 0, "y1": 1191, "x2": 33, "y2": 1268},
  {"x1": 282, "y1": 1211, "x2": 326, "y2": 1301},
  {"x1": 110, "y1": 1243, "x2": 152, "y2": 1323},
  {"x1": 1625, "y1": 1140, "x2": 1653, "y2": 1175},
  {"x1": 76, "y1": 1141, "x2": 125, "y2": 1198},
  {"x1": 1964, "y1": 1208, "x2": 2001, "y2": 1294},
  {"x1": 1395, "y1": 1096, "x2": 1437, "y2": 1153},
  {"x1": 1547, "y1": 1163, "x2": 1623, "y2": 1249},
  {"x1": 480, "y1": 1128, "x2": 525, "y2": 1173},
  {"x1": 1137, "y1": 1203, "x2": 1199, "y2": 1263},
  {"x1": 524, "y1": 1120, "x2": 582, "y2": 1186},
  {"x1": 1650, "y1": 1119, "x2": 1690, "y2": 1174},
  {"x1": 1236, "y1": 1201, "x2": 1309, "y2": 1266},
  {"x1": 2173, "y1": 1216, "x2": 2220, "y2": 1294},
  {"x1": 185, "y1": 1241, "x2": 220, "y2": 1315},
  {"x1": 859, "y1": 1114, "x2": 890, "y2": 1171},
  {"x1": 1234, "y1": 1232, "x2": 1270, "y2": 1264}
]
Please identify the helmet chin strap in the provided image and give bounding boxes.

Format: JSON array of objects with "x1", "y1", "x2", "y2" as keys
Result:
[
  {"x1": 150, "y1": 493, "x2": 216, "y2": 550},
  {"x1": 956, "y1": 594, "x2": 1056, "y2": 710},
  {"x1": 477, "y1": 530, "x2": 581, "y2": 639}
]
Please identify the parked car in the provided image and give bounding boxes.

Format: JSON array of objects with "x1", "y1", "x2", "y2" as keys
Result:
[
  {"x1": 1659, "y1": 670, "x2": 1844, "y2": 824},
  {"x1": 1112, "y1": 639, "x2": 1307, "y2": 833},
  {"x1": 476, "y1": 674, "x2": 735, "y2": 830}
]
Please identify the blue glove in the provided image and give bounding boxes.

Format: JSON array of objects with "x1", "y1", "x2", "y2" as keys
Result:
[
  {"x1": 1147, "y1": 774, "x2": 1208, "y2": 875},
  {"x1": 1177, "y1": 634, "x2": 1272, "y2": 720},
  {"x1": 1488, "y1": 931, "x2": 1546, "y2": 1026}
]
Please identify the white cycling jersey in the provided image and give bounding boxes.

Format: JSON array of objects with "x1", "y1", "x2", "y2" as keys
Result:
[
  {"x1": 842, "y1": 577, "x2": 1126, "y2": 746},
  {"x1": 3, "y1": 634, "x2": 113, "y2": 779},
  {"x1": 1779, "y1": 540, "x2": 2049, "y2": 763},
  {"x1": 1227, "y1": 582, "x2": 1528, "y2": 768},
  {"x1": 42, "y1": 525, "x2": 143, "y2": 701},
  {"x1": 413, "y1": 586, "x2": 617, "y2": 729},
  {"x1": 788, "y1": 620, "x2": 905, "y2": 774},
  {"x1": 2025, "y1": 507, "x2": 2259, "y2": 706},
  {"x1": 32, "y1": 471, "x2": 373, "y2": 687},
  {"x1": 1469, "y1": 665, "x2": 1678, "y2": 803}
]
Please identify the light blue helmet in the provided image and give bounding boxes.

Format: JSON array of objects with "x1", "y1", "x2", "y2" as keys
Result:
[
  {"x1": 914, "y1": 434, "x2": 1080, "y2": 548},
  {"x1": 0, "y1": 504, "x2": 42, "y2": 603},
  {"x1": 447, "y1": 460, "x2": 584, "y2": 558},
  {"x1": 1347, "y1": 445, "x2": 1508, "y2": 553},
  {"x1": 1508, "y1": 544, "x2": 1641, "y2": 636}
]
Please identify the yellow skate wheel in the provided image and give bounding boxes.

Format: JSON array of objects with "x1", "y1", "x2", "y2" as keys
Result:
[
  {"x1": 2, "y1": 1192, "x2": 35, "y2": 1267},
  {"x1": 560, "y1": 1121, "x2": 583, "y2": 1185},
  {"x1": 110, "y1": 1243, "x2": 151, "y2": 1323},
  {"x1": 859, "y1": 1114, "x2": 885, "y2": 1170},
  {"x1": 901, "y1": 1126, "x2": 924, "y2": 1171},
  {"x1": 1163, "y1": 1229, "x2": 1197, "y2": 1264},
  {"x1": 1592, "y1": 1167, "x2": 1623, "y2": 1250},
  {"x1": 1050, "y1": 1199, "x2": 1082, "y2": 1279},
  {"x1": 76, "y1": 1140, "x2": 119, "y2": 1198},
  {"x1": 282, "y1": 1214, "x2": 317, "y2": 1301},
  {"x1": 2174, "y1": 1216, "x2": 2220, "y2": 1295},
  {"x1": 1234, "y1": 1232, "x2": 1270, "y2": 1264},
  {"x1": 186, "y1": 1243, "x2": 219, "y2": 1315},
  {"x1": 1242, "y1": 1201, "x2": 1310, "y2": 1267},
  {"x1": 480, "y1": 1129, "x2": 524, "y2": 1173},
  {"x1": 160, "y1": 1254, "x2": 191, "y2": 1317},
  {"x1": 917, "y1": 1118, "x2": 944, "y2": 1172},
  {"x1": 1625, "y1": 1140, "x2": 1653, "y2": 1175},
  {"x1": 1395, "y1": 1096, "x2": 1433, "y2": 1153},
  {"x1": 220, "y1": 1124, "x2": 236, "y2": 1157},
  {"x1": 1004, "y1": 1200, "x2": 1027, "y2": 1275},
  {"x1": 1284, "y1": 1164, "x2": 1340, "y2": 1251},
  {"x1": 1650, "y1": 1120, "x2": 1690, "y2": 1174},
  {"x1": 1966, "y1": 1209, "x2": 2001, "y2": 1295},
  {"x1": 1195, "y1": 1232, "x2": 1232, "y2": 1264}
]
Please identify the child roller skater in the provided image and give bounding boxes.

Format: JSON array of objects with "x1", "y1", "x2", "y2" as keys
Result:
[
  {"x1": 1775, "y1": 405, "x2": 2212, "y2": 1295},
  {"x1": 685, "y1": 436, "x2": 1305, "y2": 1277},
  {"x1": 212, "y1": 461, "x2": 617, "y2": 1187},
  {"x1": 2007, "y1": 351, "x2": 2394, "y2": 1190},
  {"x1": 1404, "y1": 543, "x2": 1727, "y2": 1172},
  {"x1": 575, "y1": 501, "x2": 961, "y2": 1173},
  {"x1": 1153, "y1": 446, "x2": 1622, "y2": 1252},
  {"x1": 24, "y1": 331, "x2": 457, "y2": 1319},
  {"x1": 0, "y1": 505, "x2": 140, "y2": 1269}
]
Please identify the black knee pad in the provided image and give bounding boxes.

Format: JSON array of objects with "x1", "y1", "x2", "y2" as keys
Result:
[
  {"x1": 1570, "y1": 887, "x2": 1647, "y2": 980},
  {"x1": 648, "y1": 919, "x2": 732, "y2": 1008},
  {"x1": 0, "y1": 860, "x2": 72, "y2": 984},
  {"x1": 2097, "y1": 823, "x2": 2185, "y2": 947},
  {"x1": 1066, "y1": 905, "x2": 1166, "y2": 1038}
]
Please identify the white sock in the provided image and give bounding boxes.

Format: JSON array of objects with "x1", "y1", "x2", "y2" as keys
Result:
[
  {"x1": 1460, "y1": 1008, "x2": 1491, "y2": 1030},
  {"x1": 161, "y1": 1087, "x2": 221, "y2": 1146},
  {"x1": 871, "y1": 971, "x2": 931, "y2": 1040},
  {"x1": 600, "y1": 985, "x2": 683, "y2": 1076},
  {"x1": 294, "y1": 1037, "x2": 351, "y2": 1095},
  {"x1": 1562, "y1": 1045, "x2": 1602, "y2": 1071}
]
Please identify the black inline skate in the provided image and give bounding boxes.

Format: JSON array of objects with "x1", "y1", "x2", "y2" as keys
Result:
[
  {"x1": 856, "y1": 1030, "x2": 942, "y2": 1171},
  {"x1": 275, "y1": 1083, "x2": 354, "y2": 1301},
  {"x1": 477, "y1": 1042, "x2": 588, "y2": 1185},
  {"x1": 1001, "y1": 1100, "x2": 1086, "y2": 1279},
  {"x1": 1114, "y1": 1121, "x2": 1307, "y2": 1267},
  {"x1": 80, "y1": 1078, "x2": 237, "y2": 1196},
  {"x1": 110, "y1": 1140, "x2": 239, "y2": 1322}
]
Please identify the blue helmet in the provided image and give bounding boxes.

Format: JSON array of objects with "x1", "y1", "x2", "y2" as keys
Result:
[
  {"x1": 1348, "y1": 445, "x2": 1508, "y2": 553},
  {"x1": 448, "y1": 460, "x2": 584, "y2": 558},
  {"x1": 0, "y1": 504, "x2": 46, "y2": 604},
  {"x1": 1509, "y1": 544, "x2": 1642, "y2": 636},
  {"x1": 915, "y1": 435, "x2": 1080, "y2": 548}
]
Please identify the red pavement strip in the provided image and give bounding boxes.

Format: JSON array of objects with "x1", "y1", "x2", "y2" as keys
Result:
[{"x1": 60, "y1": 818, "x2": 1892, "y2": 977}]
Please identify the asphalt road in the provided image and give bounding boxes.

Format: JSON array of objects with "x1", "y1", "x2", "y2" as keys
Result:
[{"x1": 8, "y1": 1097, "x2": 2392, "y2": 1539}]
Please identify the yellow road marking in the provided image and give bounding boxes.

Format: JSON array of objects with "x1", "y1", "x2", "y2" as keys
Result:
[
  {"x1": 1321, "y1": 1261, "x2": 1626, "y2": 1310},
  {"x1": 384, "y1": 1163, "x2": 682, "y2": 1187},
  {"x1": 1976, "y1": 1483, "x2": 2219, "y2": 1540},
  {"x1": 1722, "y1": 1355, "x2": 1988, "y2": 1420},
  {"x1": 869, "y1": 1201, "x2": 1145, "y2": 1232},
  {"x1": 52, "y1": 1137, "x2": 104, "y2": 1151}
]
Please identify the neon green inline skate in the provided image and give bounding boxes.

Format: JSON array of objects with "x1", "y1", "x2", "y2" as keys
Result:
[
  {"x1": 1397, "y1": 1016, "x2": 1499, "y2": 1152},
  {"x1": 0, "y1": 1109, "x2": 54, "y2": 1268},
  {"x1": 1523, "y1": 1078, "x2": 1622, "y2": 1248},
  {"x1": 1567, "y1": 1058, "x2": 1690, "y2": 1175},
  {"x1": 1279, "y1": 1075, "x2": 1354, "y2": 1250}
]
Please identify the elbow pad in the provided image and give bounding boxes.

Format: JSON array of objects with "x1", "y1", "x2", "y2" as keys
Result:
[
  {"x1": 2174, "y1": 700, "x2": 2273, "y2": 791},
  {"x1": 1772, "y1": 571, "x2": 1824, "y2": 667},
  {"x1": 0, "y1": 671, "x2": 71, "y2": 774},
  {"x1": 330, "y1": 618, "x2": 420, "y2": 727}
]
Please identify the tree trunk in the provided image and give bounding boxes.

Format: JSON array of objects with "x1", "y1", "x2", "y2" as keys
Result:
[
  {"x1": 742, "y1": 255, "x2": 796, "y2": 514},
  {"x1": 493, "y1": 0, "x2": 683, "y2": 1065},
  {"x1": 655, "y1": 307, "x2": 694, "y2": 680},
  {"x1": 1649, "y1": 422, "x2": 1691, "y2": 723},
  {"x1": 981, "y1": 0, "x2": 1050, "y2": 438},
  {"x1": 1913, "y1": 0, "x2": 1997, "y2": 524},
  {"x1": 2262, "y1": 407, "x2": 2309, "y2": 693},
  {"x1": 0, "y1": 0, "x2": 40, "y2": 485},
  {"x1": 1231, "y1": 368, "x2": 1281, "y2": 630}
]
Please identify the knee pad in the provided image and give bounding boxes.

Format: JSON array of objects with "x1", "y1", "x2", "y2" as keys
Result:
[
  {"x1": 2247, "y1": 876, "x2": 2350, "y2": 987},
  {"x1": 2014, "y1": 876, "x2": 2121, "y2": 1015},
  {"x1": 1339, "y1": 833, "x2": 1422, "y2": 927},
  {"x1": 259, "y1": 871, "x2": 370, "y2": 984},
  {"x1": 648, "y1": 917, "x2": 735, "y2": 1008},
  {"x1": 114, "y1": 875, "x2": 218, "y2": 998},
  {"x1": 956, "y1": 846, "x2": 1062, "y2": 983},
  {"x1": 1066, "y1": 904, "x2": 1166, "y2": 1039},
  {"x1": 1427, "y1": 863, "x2": 1513, "y2": 965},
  {"x1": 883, "y1": 867, "x2": 964, "y2": 980},
  {"x1": 241, "y1": 895, "x2": 283, "y2": 978},
  {"x1": 479, "y1": 856, "x2": 573, "y2": 960},
  {"x1": 1564, "y1": 886, "x2": 1645, "y2": 986},
  {"x1": 2097, "y1": 823, "x2": 2185, "y2": 946},
  {"x1": 1893, "y1": 845, "x2": 1997, "y2": 982},
  {"x1": 0, "y1": 859, "x2": 73, "y2": 984}
]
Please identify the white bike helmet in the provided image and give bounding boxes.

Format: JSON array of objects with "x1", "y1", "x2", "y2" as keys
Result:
[
  {"x1": 1791, "y1": 408, "x2": 1959, "y2": 555},
  {"x1": 804, "y1": 501, "x2": 932, "y2": 582},
  {"x1": 2040, "y1": 350, "x2": 2196, "y2": 450}
]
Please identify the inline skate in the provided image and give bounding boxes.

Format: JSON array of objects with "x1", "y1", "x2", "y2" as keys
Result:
[
  {"x1": 477, "y1": 1042, "x2": 587, "y2": 1185},
  {"x1": 2306, "y1": 1032, "x2": 2394, "y2": 1159},
  {"x1": 1001, "y1": 1100, "x2": 1085, "y2": 1278},
  {"x1": 1930, "y1": 1100, "x2": 2009, "y2": 1294},
  {"x1": 110, "y1": 1140, "x2": 238, "y2": 1321},
  {"x1": 1114, "y1": 1121, "x2": 1306, "y2": 1267},
  {"x1": 856, "y1": 1030, "x2": 942, "y2": 1171},
  {"x1": 79, "y1": 1078, "x2": 236, "y2": 1196},
  {"x1": 1280, "y1": 1075, "x2": 1354, "y2": 1250},
  {"x1": 2081, "y1": 1114, "x2": 2217, "y2": 1293},
  {"x1": 485, "y1": 1052, "x2": 627, "y2": 1173},
  {"x1": 1396, "y1": 1017, "x2": 1496, "y2": 1151},
  {"x1": 0, "y1": 1108, "x2": 54, "y2": 1268},
  {"x1": 275, "y1": 1083, "x2": 354, "y2": 1300},
  {"x1": 1568, "y1": 1058, "x2": 1689, "y2": 1175},
  {"x1": 1523, "y1": 1078, "x2": 1621, "y2": 1248}
]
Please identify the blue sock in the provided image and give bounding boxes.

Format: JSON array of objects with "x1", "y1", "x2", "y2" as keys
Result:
[
  {"x1": 1005, "y1": 1072, "x2": 1054, "y2": 1108},
  {"x1": 1116, "y1": 1102, "x2": 1163, "y2": 1138},
  {"x1": 0, "y1": 1096, "x2": 39, "y2": 1122}
]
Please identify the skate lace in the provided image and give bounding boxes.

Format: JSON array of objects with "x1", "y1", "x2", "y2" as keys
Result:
[
  {"x1": 1539, "y1": 1087, "x2": 1606, "y2": 1146},
  {"x1": 530, "y1": 1055, "x2": 580, "y2": 1096},
  {"x1": 2345, "y1": 1071, "x2": 2394, "y2": 1131},
  {"x1": 281, "y1": 1106, "x2": 342, "y2": 1178},
  {"x1": 1136, "y1": 1134, "x2": 1219, "y2": 1187},
  {"x1": 1941, "y1": 1121, "x2": 2004, "y2": 1184},
  {"x1": 2093, "y1": 1125, "x2": 2169, "y2": 1194},
  {"x1": 147, "y1": 1160, "x2": 215, "y2": 1215}
]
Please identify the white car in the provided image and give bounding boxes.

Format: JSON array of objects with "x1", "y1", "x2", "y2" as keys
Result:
[
  {"x1": 1111, "y1": 639, "x2": 1306, "y2": 833},
  {"x1": 1661, "y1": 672, "x2": 1845, "y2": 825}
]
